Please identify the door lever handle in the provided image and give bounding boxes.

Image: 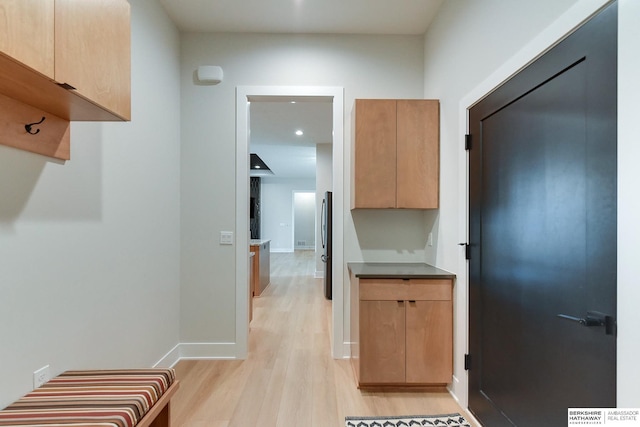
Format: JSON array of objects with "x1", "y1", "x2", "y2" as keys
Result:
[
  {"x1": 557, "y1": 313, "x2": 603, "y2": 327},
  {"x1": 557, "y1": 311, "x2": 616, "y2": 335}
]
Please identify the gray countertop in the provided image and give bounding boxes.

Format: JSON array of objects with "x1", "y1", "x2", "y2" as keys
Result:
[
  {"x1": 348, "y1": 262, "x2": 455, "y2": 279},
  {"x1": 250, "y1": 239, "x2": 271, "y2": 246}
]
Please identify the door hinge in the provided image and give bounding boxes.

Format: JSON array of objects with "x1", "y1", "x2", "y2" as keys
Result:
[
  {"x1": 465, "y1": 354, "x2": 471, "y2": 370},
  {"x1": 465, "y1": 134, "x2": 472, "y2": 150},
  {"x1": 458, "y1": 243, "x2": 471, "y2": 260}
]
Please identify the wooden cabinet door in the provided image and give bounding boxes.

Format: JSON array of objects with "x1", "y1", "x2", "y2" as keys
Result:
[
  {"x1": 55, "y1": 0, "x2": 131, "y2": 120},
  {"x1": 249, "y1": 253, "x2": 254, "y2": 322},
  {"x1": 0, "y1": 0, "x2": 54, "y2": 77},
  {"x1": 250, "y1": 245, "x2": 260, "y2": 296},
  {"x1": 359, "y1": 300, "x2": 405, "y2": 384},
  {"x1": 397, "y1": 100, "x2": 440, "y2": 209},
  {"x1": 405, "y1": 300, "x2": 452, "y2": 384},
  {"x1": 259, "y1": 242, "x2": 270, "y2": 294},
  {"x1": 352, "y1": 99, "x2": 397, "y2": 208}
]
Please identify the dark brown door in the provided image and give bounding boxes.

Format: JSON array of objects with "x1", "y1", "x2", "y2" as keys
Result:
[{"x1": 468, "y1": 3, "x2": 617, "y2": 426}]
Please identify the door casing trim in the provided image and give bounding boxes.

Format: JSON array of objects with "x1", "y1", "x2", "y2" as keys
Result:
[{"x1": 235, "y1": 86, "x2": 345, "y2": 359}]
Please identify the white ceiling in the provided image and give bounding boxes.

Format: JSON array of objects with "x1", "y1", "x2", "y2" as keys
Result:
[
  {"x1": 158, "y1": 0, "x2": 444, "y2": 35},
  {"x1": 159, "y1": 0, "x2": 445, "y2": 179}
]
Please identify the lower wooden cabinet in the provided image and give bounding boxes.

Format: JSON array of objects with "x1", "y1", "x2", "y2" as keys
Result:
[
  {"x1": 249, "y1": 252, "x2": 255, "y2": 323},
  {"x1": 359, "y1": 300, "x2": 406, "y2": 383},
  {"x1": 352, "y1": 277, "x2": 453, "y2": 387},
  {"x1": 250, "y1": 240, "x2": 271, "y2": 296}
]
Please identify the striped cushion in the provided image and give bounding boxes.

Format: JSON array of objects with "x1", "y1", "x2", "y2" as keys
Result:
[{"x1": 0, "y1": 369, "x2": 175, "y2": 427}]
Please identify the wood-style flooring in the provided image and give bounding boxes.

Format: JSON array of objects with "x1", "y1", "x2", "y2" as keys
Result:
[{"x1": 171, "y1": 250, "x2": 475, "y2": 427}]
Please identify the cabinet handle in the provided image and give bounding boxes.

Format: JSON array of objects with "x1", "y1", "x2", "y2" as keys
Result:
[
  {"x1": 408, "y1": 300, "x2": 416, "y2": 303},
  {"x1": 57, "y1": 82, "x2": 76, "y2": 90}
]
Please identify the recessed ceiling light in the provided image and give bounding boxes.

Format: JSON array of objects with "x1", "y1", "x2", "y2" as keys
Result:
[{"x1": 295, "y1": 130, "x2": 303, "y2": 136}]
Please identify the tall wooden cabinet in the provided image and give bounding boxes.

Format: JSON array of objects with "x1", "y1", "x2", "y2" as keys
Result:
[
  {"x1": 349, "y1": 266, "x2": 454, "y2": 387},
  {"x1": 351, "y1": 99, "x2": 440, "y2": 209}
]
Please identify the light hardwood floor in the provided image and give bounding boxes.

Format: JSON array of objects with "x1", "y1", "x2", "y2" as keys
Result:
[{"x1": 171, "y1": 251, "x2": 476, "y2": 426}]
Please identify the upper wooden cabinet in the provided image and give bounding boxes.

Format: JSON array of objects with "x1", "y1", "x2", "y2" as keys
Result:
[
  {"x1": 351, "y1": 99, "x2": 440, "y2": 209},
  {"x1": 0, "y1": 0, "x2": 55, "y2": 77},
  {"x1": 55, "y1": 0, "x2": 131, "y2": 120},
  {"x1": 0, "y1": 0, "x2": 131, "y2": 121}
]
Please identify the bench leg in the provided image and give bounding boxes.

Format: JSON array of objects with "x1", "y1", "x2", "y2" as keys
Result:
[{"x1": 149, "y1": 403, "x2": 171, "y2": 427}]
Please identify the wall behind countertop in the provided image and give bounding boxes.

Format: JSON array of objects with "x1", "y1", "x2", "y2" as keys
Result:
[{"x1": 179, "y1": 32, "x2": 426, "y2": 347}]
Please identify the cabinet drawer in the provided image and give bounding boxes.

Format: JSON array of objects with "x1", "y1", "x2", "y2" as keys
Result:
[{"x1": 360, "y1": 279, "x2": 452, "y2": 301}]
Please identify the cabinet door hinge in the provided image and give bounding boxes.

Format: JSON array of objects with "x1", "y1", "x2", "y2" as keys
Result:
[
  {"x1": 465, "y1": 134, "x2": 472, "y2": 150},
  {"x1": 458, "y1": 243, "x2": 471, "y2": 260},
  {"x1": 465, "y1": 353, "x2": 471, "y2": 370}
]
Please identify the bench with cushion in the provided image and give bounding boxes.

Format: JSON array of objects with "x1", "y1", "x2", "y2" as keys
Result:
[{"x1": 0, "y1": 369, "x2": 179, "y2": 427}]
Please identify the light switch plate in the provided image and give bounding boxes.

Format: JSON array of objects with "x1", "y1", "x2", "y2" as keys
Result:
[{"x1": 220, "y1": 231, "x2": 234, "y2": 245}]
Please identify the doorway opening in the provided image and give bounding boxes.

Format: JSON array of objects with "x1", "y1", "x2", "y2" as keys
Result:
[{"x1": 235, "y1": 86, "x2": 345, "y2": 359}]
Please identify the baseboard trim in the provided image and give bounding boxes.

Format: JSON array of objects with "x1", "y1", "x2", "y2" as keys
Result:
[
  {"x1": 179, "y1": 342, "x2": 238, "y2": 359},
  {"x1": 447, "y1": 374, "x2": 480, "y2": 426},
  {"x1": 341, "y1": 341, "x2": 353, "y2": 359},
  {"x1": 157, "y1": 340, "x2": 346, "y2": 368},
  {"x1": 155, "y1": 342, "x2": 239, "y2": 368},
  {"x1": 154, "y1": 344, "x2": 181, "y2": 368},
  {"x1": 449, "y1": 373, "x2": 461, "y2": 399}
]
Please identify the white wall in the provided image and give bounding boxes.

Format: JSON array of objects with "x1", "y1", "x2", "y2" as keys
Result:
[
  {"x1": 0, "y1": 0, "x2": 181, "y2": 409},
  {"x1": 180, "y1": 33, "x2": 425, "y2": 347},
  {"x1": 424, "y1": 0, "x2": 640, "y2": 408},
  {"x1": 617, "y1": 0, "x2": 640, "y2": 408},
  {"x1": 261, "y1": 178, "x2": 315, "y2": 252}
]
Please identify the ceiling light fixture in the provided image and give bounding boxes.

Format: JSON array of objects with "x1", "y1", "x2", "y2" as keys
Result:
[{"x1": 295, "y1": 130, "x2": 303, "y2": 136}]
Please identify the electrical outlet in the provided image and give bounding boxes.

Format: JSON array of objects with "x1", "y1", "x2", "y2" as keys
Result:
[
  {"x1": 428, "y1": 232, "x2": 434, "y2": 247},
  {"x1": 33, "y1": 365, "x2": 50, "y2": 389}
]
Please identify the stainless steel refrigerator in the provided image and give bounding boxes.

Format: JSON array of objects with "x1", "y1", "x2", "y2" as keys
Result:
[{"x1": 321, "y1": 191, "x2": 332, "y2": 300}]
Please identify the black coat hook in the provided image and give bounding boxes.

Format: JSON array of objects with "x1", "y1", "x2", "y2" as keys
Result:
[{"x1": 25, "y1": 117, "x2": 46, "y2": 135}]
